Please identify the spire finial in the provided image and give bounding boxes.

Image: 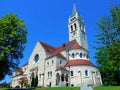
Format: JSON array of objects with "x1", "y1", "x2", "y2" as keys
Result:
[{"x1": 72, "y1": 3, "x2": 78, "y2": 16}]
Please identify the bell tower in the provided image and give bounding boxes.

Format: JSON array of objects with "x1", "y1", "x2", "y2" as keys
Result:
[{"x1": 68, "y1": 4, "x2": 88, "y2": 50}]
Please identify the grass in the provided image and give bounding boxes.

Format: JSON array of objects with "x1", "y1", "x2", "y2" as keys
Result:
[
  {"x1": 94, "y1": 86, "x2": 120, "y2": 90},
  {"x1": 0, "y1": 87, "x2": 80, "y2": 90},
  {"x1": 35, "y1": 87, "x2": 80, "y2": 90},
  {"x1": 0, "y1": 88, "x2": 8, "y2": 90}
]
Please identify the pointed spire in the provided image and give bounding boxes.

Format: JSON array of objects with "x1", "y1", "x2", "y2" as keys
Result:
[{"x1": 72, "y1": 3, "x2": 79, "y2": 16}]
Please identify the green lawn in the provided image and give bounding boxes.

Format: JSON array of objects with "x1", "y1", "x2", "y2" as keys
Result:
[
  {"x1": 94, "y1": 86, "x2": 120, "y2": 90},
  {"x1": 35, "y1": 87, "x2": 80, "y2": 90},
  {"x1": 0, "y1": 88, "x2": 8, "y2": 90}
]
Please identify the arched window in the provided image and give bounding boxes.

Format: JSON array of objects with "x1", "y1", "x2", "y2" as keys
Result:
[
  {"x1": 85, "y1": 70, "x2": 88, "y2": 76},
  {"x1": 56, "y1": 73, "x2": 60, "y2": 85},
  {"x1": 34, "y1": 54, "x2": 39, "y2": 63},
  {"x1": 74, "y1": 23, "x2": 77, "y2": 30},
  {"x1": 71, "y1": 71, "x2": 74, "y2": 76},
  {"x1": 86, "y1": 54, "x2": 89, "y2": 59},
  {"x1": 80, "y1": 53, "x2": 82, "y2": 58},
  {"x1": 71, "y1": 25, "x2": 73, "y2": 32},
  {"x1": 50, "y1": 71, "x2": 52, "y2": 77},
  {"x1": 71, "y1": 53, "x2": 75, "y2": 58},
  {"x1": 48, "y1": 72, "x2": 49, "y2": 77}
]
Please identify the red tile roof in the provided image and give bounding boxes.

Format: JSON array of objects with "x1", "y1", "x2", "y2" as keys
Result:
[
  {"x1": 47, "y1": 51, "x2": 65, "y2": 59},
  {"x1": 39, "y1": 41, "x2": 56, "y2": 53},
  {"x1": 65, "y1": 59, "x2": 94, "y2": 67},
  {"x1": 39, "y1": 40, "x2": 85, "y2": 60},
  {"x1": 70, "y1": 43, "x2": 84, "y2": 49},
  {"x1": 56, "y1": 66, "x2": 68, "y2": 71},
  {"x1": 56, "y1": 40, "x2": 76, "y2": 51}
]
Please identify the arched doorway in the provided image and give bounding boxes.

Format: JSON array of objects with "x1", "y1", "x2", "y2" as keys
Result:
[
  {"x1": 56, "y1": 73, "x2": 60, "y2": 85},
  {"x1": 49, "y1": 82, "x2": 51, "y2": 87},
  {"x1": 61, "y1": 73, "x2": 64, "y2": 82},
  {"x1": 65, "y1": 74, "x2": 68, "y2": 86}
]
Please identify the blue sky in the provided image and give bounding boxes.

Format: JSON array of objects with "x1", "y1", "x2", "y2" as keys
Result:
[{"x1": 0, "y1": 0, "x2": 120, "y2": 83}]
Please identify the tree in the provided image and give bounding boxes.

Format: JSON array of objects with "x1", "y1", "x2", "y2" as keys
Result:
[
  {"x1": 94, "y1": 4, "x2": 120, "y2": 86},
  {"x1": 0, "y1": 13, "x2": 27, "y2": 80}
]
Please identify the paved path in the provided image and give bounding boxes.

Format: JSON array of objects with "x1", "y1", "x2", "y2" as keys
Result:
[{"x1": 81, "y1": 86, "x2": 93, "y2": 90}]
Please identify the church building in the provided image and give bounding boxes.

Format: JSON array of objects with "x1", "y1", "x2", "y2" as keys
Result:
[{"x1": 11, "y1": 4, "x2": 102, "y2": 88}]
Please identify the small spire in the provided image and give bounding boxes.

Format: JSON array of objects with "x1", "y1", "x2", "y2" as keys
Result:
[{"x1": 72, "y1": 3, "x2": 79, "y2": 16}]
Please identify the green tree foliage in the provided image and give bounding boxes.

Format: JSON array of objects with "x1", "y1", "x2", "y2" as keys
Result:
[
  {"x1": 95, "y1": 4, "x2": 120, "y2": 86},
  {"x1": 0, "y1": 13, "x2": 27, "y2": 80}
]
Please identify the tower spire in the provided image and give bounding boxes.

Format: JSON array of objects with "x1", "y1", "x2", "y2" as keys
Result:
[{"x1": 72, "y1": 3, "x2": 79, "y2": 16}]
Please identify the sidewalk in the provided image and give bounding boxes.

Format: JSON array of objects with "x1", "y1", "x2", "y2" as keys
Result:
[{"x1": 81, "y1": 86, "x2": 93, "y2": 90}]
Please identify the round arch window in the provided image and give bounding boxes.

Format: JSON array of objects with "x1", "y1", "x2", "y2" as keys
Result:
[{"x1": 34, "y1": 54, "x2": 39, "y2": 63}]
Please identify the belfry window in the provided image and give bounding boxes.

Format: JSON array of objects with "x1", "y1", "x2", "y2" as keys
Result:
[
  {"x1": 74, "y1": 23, "x2": 77, "y2": 30},
  {"x1": 71, "y1": 25, "x2": 73, "y2": 32}
]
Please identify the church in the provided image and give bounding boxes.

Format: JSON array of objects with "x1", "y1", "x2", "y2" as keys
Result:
[{"x1": 11, "y1": 4, "x2": 102, "y2": 88}]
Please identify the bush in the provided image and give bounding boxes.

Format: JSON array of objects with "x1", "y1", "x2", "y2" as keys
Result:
[
  {"x1": 15, "y1": 85, "x2": 20, "y2": 88},
  {"x1": 26, "y1": 84, "x2": 31, "y2": 88}
]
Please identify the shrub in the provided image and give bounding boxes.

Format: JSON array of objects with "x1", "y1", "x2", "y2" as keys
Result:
[{"x1": 15, "y1": 85, "x2": 20, "y2": 88}]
